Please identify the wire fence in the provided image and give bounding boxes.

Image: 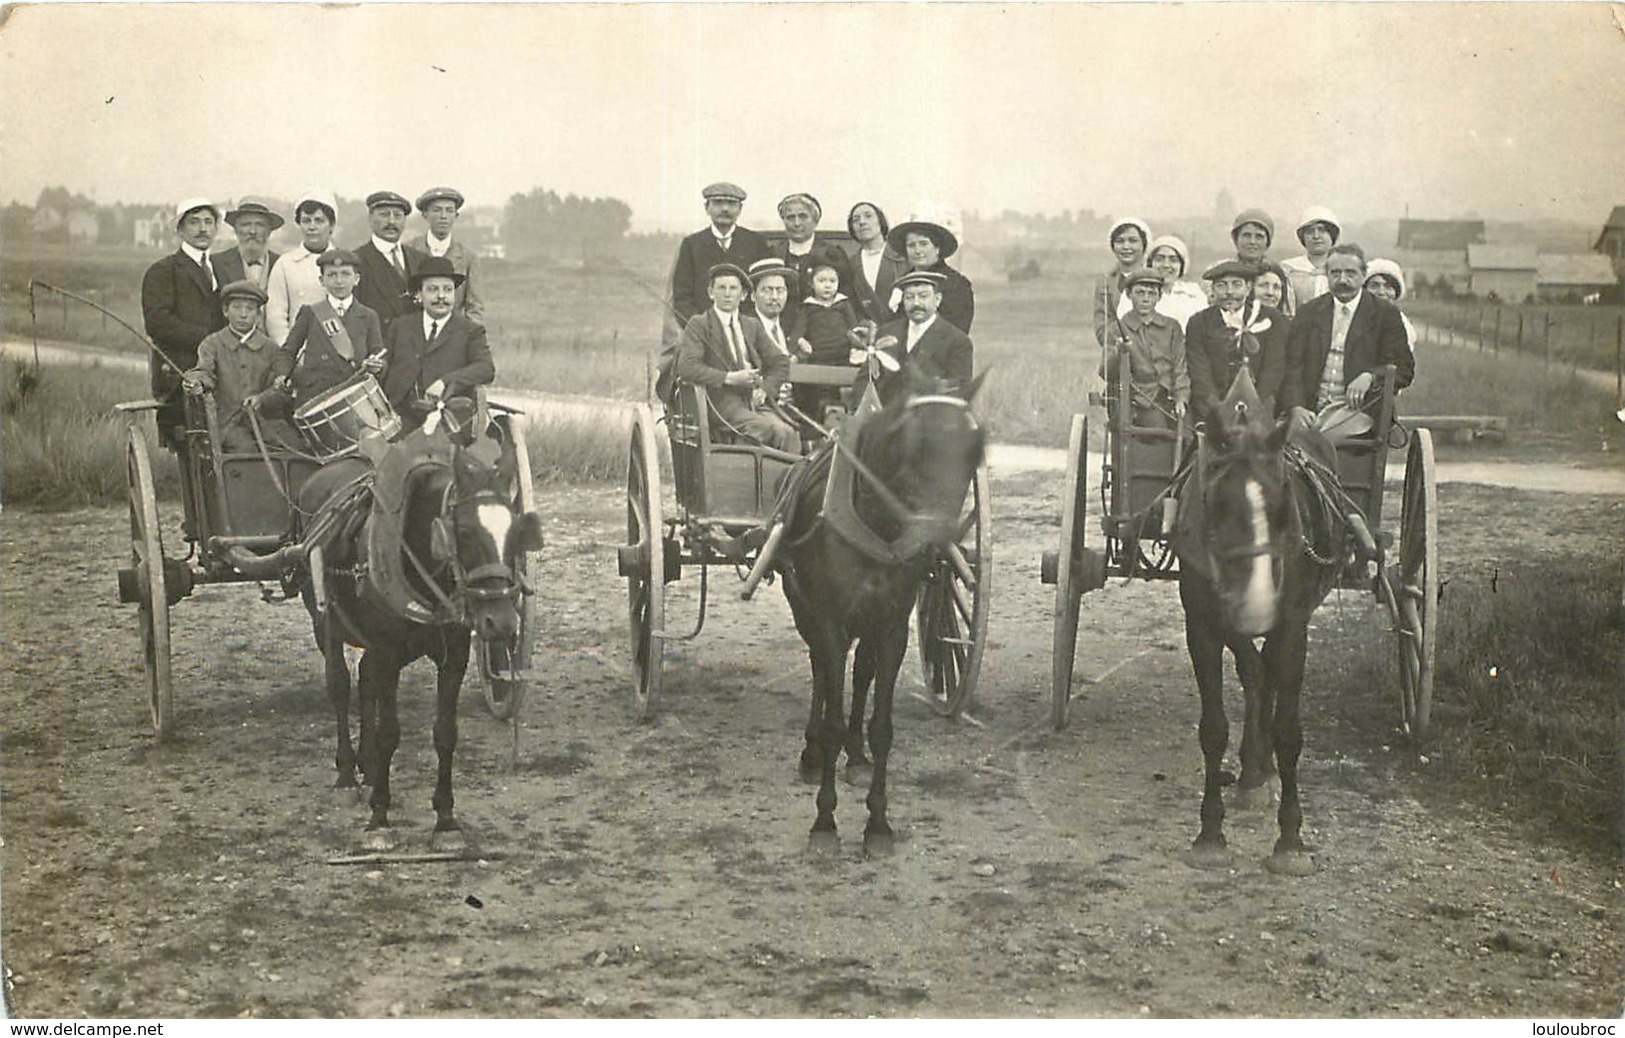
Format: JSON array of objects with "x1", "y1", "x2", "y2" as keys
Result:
[{"x1": 1407, "y1": 300, "x2": 1625, "y2": 403}]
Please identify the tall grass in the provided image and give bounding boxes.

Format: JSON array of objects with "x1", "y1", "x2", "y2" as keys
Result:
[
  {"x1": 0, "y1": 358, "x2": 174, "y2": 508},
  {"x1": 1408, "y1": 299, "x2": 1625, "y2": 373},
  {"x1": 521, "y1": 410, "x2": 628, "y2": 486}
]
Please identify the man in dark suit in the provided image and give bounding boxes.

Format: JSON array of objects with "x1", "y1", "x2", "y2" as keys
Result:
[
  {"x1": 674, "y1": 263, "x2": 797, "y2": 453},
  {"x1": 353, "y1": 190, "x2": 429, "y2": 329},
  {"x1": 1185, "y1": 259, "x2": 1290, "y2": 424},
  {"x1": 141, "y1": 197, "x2": 226, "y2": 448},
  {"x1": 212, "y1": 198, "x2": 282, "y2": 292},
  {"x1": 867, "y1": 270, "x2": 974, "y2": 404},
  {"x1": 380, "y1": 256, "x2": 495, "y2": 431},
  {"x1": 770, "y1": 192, "x2": 854, "y2": 329},
  {"x1": 668, "y1": 182, "x2": 770, "y2": 328},
  {"x1": 1281, "y1": 244, "x2": 1415, "y2": 425}
]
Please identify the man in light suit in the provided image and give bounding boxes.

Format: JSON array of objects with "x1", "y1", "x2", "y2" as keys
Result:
[
  {"x1": 212, "y1": 198, "x2": 282, "y2": 292},
  {"x1": 407, "y1": 186, "x2": 484, "y2": 323},
  {"x1": 141, "y1": 197, "x2": 226, "y2": 449},
  {"x1": 353, "y1": 190, "x2": 429, "y2": 329},
  {"x1": 380, "y1": 256, "x2": 495, "y2": 431},
  {"x1": 674, "y1": 263, "x2": 797, "y2": 453},
  {"x1": 867, "y1": 270, "x2": 974, "y2": 404},
  {"x1": 1282, "y1": 243, "x2": 1415, "y2": 427}
]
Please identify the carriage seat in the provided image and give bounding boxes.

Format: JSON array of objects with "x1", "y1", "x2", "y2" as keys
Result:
[{"x1": 669, "y1": 381, "x2": 801, "y2": 524}]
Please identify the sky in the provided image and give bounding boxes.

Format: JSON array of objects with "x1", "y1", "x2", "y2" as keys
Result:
[{"x1": 1, "y1": 2, "x2": 1621, "y2": 233}]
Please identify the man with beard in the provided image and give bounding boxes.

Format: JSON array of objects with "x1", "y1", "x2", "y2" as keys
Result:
[
  {"x1": 353, "y1": 190, "x2": 428, "y2": 328},
  {"x1": 1282, "y1": 243, "x2": 1414, "y2": 429},
  {"x1": 213, "y1": 198, "x2": 282, "y2": 293},
  {"x1": 1184, "y1": 259, "x2": 1290, "y2": 425},
  {"x1": 867, "y1": 269, "x2": 974, "y2": 404},
  {"x1": 141, "y1": 197, "x2": 226, "y2": 451}
]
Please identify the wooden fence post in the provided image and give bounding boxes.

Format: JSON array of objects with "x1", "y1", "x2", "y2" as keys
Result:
[{"x1": 1493, "y1": 307, "x2": 1502, "y2": 354}]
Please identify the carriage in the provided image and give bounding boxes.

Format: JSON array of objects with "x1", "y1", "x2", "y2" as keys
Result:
[
  {"x1": 616, "y1": 357, "x2": 992, "y2": 722},
  {"x1": 1041, "y1": 356, "x2": 1439, "y2": 739},
  {"x1": 114, "y1": 380, "x2": 539, "y2": 738}
]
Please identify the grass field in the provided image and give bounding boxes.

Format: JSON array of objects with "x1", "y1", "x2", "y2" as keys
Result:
[{"x1": 1407, "y1": 299, "x2": 1625, "y2": 375}]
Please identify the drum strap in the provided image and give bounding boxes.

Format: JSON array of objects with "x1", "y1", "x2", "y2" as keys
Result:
[{"x1": 313, "y1": 300, "x2": 357, "y2": 362}]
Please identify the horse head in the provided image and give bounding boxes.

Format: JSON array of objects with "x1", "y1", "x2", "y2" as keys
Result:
[
  {"x1": 1195, "y1": 366, "x2": 1293, "y2": 636},
  {"x1": 855, "y1": 367, "x2": 986, "y2": 552}
]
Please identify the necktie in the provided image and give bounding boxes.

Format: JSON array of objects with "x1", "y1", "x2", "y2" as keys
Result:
[
  {"x1": 392, "y1": 246, "x2": 406, "y2": 279},
  {"x1": 771, "y1": 323, "x2": 786, "y2": 355},
  {"x1": 1332, "y1": 302, "x2": 1352, "y2": 349},
  {"x1": 428, "y1": 319, "x2": 440, "y2": 344},
  {"x1": 201, "y1": 253, "x2": 217, "y2": 291}
]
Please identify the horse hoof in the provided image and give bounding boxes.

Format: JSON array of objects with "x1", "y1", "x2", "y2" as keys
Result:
[
  {"x1": 844, "y1": 761, "x2": 874, "y2": 789},
  {"x1": 361, "y1": 828, "x2": 396, "y2": 853},
  {"x1": 1183, "y1": 841, "x2": 1234, "y2": 871},
  {"x1": 863, "y1": 829, "x2": 896, "y2": 858},
  {"x1": 430, "y1": 828, "x2": 467, "y2": 854},
  {"x1": 1265, "y1": 849, "x2": 1316, "y2": 877},
  {"x1": 805, "y1": 830, "x2": 841, "y2": 857}
]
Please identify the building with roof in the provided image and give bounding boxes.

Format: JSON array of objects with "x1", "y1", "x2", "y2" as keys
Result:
[
  {"x1": 1396, "y1": 219, "x2": 1486, "y2": 251},
  {"x1": 1467, "y1": 244, "x2": 1537, "y2": 301},
  {"x1": 1594, "y1": 206, "x2": 1625, "y2": 282},
  {"x1": 1393, "y1": 219, "x2": 1488, "y2": 297},
  {"x1": 1536, "y1": 253, "x2": 1618, "y2": 303}
]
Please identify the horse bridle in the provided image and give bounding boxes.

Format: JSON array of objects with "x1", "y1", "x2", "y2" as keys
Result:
[
  {"x1": 1196, "y1": 441, "x2": 1290, "y2": 566},
  {"x1": 402, "y1": 476, "x2": 524, "y2": 625}
]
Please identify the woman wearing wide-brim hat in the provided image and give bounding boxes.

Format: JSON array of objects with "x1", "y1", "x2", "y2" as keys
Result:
[{"x1": 886, "y1": 220, "x2": 975, "y2": 333}]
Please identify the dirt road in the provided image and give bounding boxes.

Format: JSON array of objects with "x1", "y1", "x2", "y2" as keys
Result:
[{"x1": 3, "y1": 466, "x2": 1619, "y2": 1018}]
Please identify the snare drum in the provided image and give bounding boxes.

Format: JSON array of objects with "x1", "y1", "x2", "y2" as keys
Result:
[{"x1": 292, "y1": 374, "x2": 401, "y2": 459}]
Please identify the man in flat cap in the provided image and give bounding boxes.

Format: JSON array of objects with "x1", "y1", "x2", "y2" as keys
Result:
[
  {"x1": 352, "y1": 190, "x2": 429, "y2": 328},
  {"x1": 1184, "y1": 258, "x2": 1290, "y2": 425},
  {"x1": 213, "y1": 198, "x2": 282, "y2": 293},
  {"x1": 867, "y1": 269, "x2": 975, "y2": 404},
  {"x1": 407, "y1": 186, "x2": 485, "y2": 324},
  {"x1": 182, "y1": 280, "x2": 297, "y2": 452},
  {"x1": 1281, "y1": 243, "x2": 1414, "y2": 430},
  {"x1": 141, "y1": 197, "x2": 226, "y2": 452},
  {"x1": 668, "y1": 182, "x2": 770, "y2": 331},
  {"x1": 770, "y1": 192, "x2": 853, "y2": 330},
  {"x1": 673, "y1": 262, "x2": 797, "y2": 453}
]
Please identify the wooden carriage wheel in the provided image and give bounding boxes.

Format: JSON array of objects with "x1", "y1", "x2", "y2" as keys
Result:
[
  {"x1": 477, "y1": 413, "x2": 538, "y2": 721},
  {"x1": 1046, "y1": 414, "x2": 1091, "y2": 730},
  {"x1": 1393, "y1": 428, "x2": 1439, "y2": 742},
  {"x1": 125, "y1": 425, "x2": 173, "y2": 738},
  {"x1": 915, "y1": 460, "x2": 992, "y2": 718},
  {"x1": 622, "y1": 405, "x2": 665, "y2": 721}
]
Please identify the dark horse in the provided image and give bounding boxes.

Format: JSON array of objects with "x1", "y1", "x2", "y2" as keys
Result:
[
  {"x1": 1171, "y1": 366, "x2": 1345, "y2": 876},
  {"x1": 777, "y1": 372, "x2": 985, "y2": 856},
  {"x1": 297, "y1": 410, "x2": 541, "y2": 850}
]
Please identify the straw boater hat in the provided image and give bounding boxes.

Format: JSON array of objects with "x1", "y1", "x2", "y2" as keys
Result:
[
  {"x1": 1364, "y1": 258, "x2": 1408, "y2": 299},
  {"x1": 1295, "y1": 206, "x2": 1342, "y2": 245},
  {"x1": 886, "y1": 221, "x2": 959, "y2": 260},
  {"x1": 409, "y1": 255, "x2": 467, "y2": 290},
  {"x1": 747, "y1": 257, "x2": 795, "y2": 286},
  {"x1": 224, "y1": 198, "x2": 284, "y2": 231},
  {"x1": 173, "y1": 197, "x2": 220, "y2": 228}
]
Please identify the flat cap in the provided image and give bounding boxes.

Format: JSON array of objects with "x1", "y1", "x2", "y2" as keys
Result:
[
  {"x1": 702, "y1": 182, "x2": 747, "y2": 203},
  {"x1": 410, "y1": 255, "x2": 467, "y2": 289},
  {"x1": 747, "y1": 257, "x2": 796, "y2": 285},
  {"x1": 1231, "y1": 208, "x2": 1275, "y2": 242},
  {"x1": 1202, "y1": 259, "x2": 1260, "y2": 282},
  {"x1": 316, "y1": 248, "x2": 361, "y2": 270},
  {"x1": 887, "y1": 221, "x2": 959, "y2": 260},
  {"x1": 415, "y1": 187, "x2": 466, "y2": 212},
  {"x1": 174, "y1": 197, "x2": 220, "y2": 228},
  {"x1": 365, "y1": 190, "x2": 413, "y2": 213},
  {"x1": 1122, "y1": 269, "x2": 1166, "y2": 291},
  {"x1": 706, "y1": 262, "x2": 751, "y2": 285},
  {"x1": 224, "y1": 198, "x2": 284, "y2": 230},
  {"x1": 894, "y1": 269, "x2": 948, "y2": 291},
  {"x1": 218, "y1": 279, "x2": 269, "y2": 306}
]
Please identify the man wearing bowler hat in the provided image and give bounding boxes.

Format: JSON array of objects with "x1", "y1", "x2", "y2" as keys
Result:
[
  {"x1": 674, "y1": 262, "x2": 797, "y2": 453},
  {"x1": 353, "y1": 190, "x2": 429, "y2": 328},
  {"x1": 867, "y1": 268, "x2": 975, "y2": 404},
  {"x1": 407, "y1": 186, "x2": 484, "y2": 323},
  {"x1": 141, "y1": 196, "x2": 226, "y2": 452},
  {"x1": 213, "y1": 197, "x2": 283, "y2": 292},
  {"x1": 381, "y1": 255, "x2": 495, "y2": 431},
  {"x1": 668, "y1": 182, "x2": 770, "y2": 329}
]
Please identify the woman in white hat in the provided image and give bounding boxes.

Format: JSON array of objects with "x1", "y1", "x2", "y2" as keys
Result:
[
  {"x1": 1146, "y1": 234, "x2": 1207, "y2": 331},
  {"x1": 264, "y1": 191, "x2": 339, "y2": 345},
  {"x1": 1364, "y1": 257, "x2": 1418, "y2": 352},
  {"x1": 1093, "y1": 217, "x2": 1151, "y2": 346},
  {"x1": 1281, "y1": 206, "x2": 1341, "y2": 311}
]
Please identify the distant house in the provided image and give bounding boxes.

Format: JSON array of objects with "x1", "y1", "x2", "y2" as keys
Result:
[
  {"x1": 1593, "y1": 205, "x2": 1625, "y2": 282},
  {"x1": 1394, "y1": 219, "x2": 1487, "y2": 298},
  {"x1": 1467, "y1": 244, "x2": 1538, "y2": 302},
  {"x1": 30, "y1": 204, "x2": 64, "y2": 235},
  {"x1": 65, "y1": 209, "x2": 97, "y2": 243},
  {"x1": 1535, "y1": 253, "x2": 1618, "y2": 303},
  {"x1": 133, "y1": 211, "x2": 171, "y2": 249}
]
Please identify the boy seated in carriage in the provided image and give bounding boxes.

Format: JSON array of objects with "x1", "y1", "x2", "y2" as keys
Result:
[
  {"x1": 263, "y1": 249, "x2": 387, "y2": 417},
  {"x1": 788, "y1": 247, "x2": 863, "y2": 418},
  {"x1": 1099, "y1": 268, "x2": 1190, "y2": 430},
  {"x1": 182, "y1": 279, "x2": 301, "y2": 452}
]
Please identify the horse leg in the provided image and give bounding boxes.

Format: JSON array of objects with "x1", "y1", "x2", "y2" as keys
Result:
[
  {"x1": 1264, "y1": 625, "x2": 1316, "y2": 876},
  {"x1": 1230, "y1": 635, "x2": 1277, "y2": 810},
  {"x1": 1181, "y1": 577, "x2": 1233, "y2": 869},
  {"x1": 322, "y1": 614, "x2": 359, "y2": 790},
  {"x1": 808, "y1": 637, "x2": 850, "y2": 855},
  {"x1": 361, "y1": 650, "x2": 403, "y2": 846},
  {"x1": 430, "y1": 632, "x2": 472, "y2": 849},
  {"x1": 800, "y1": 652, "x2": 826, "y2": 783},
  {"x1": 845, "y1": 640, "x2": 877, "y2": 787},
  {"x1": 862, "y1": 614, "x2": 910, "y2": 857}
]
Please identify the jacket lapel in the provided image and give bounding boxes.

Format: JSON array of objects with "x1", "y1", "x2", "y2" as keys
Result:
[
  {"x1": 423, "y1": 313, "x2": 457, "y2": 355},
  {"x1": 179, "y1": 249, "x2": 211, "y2": 297}
]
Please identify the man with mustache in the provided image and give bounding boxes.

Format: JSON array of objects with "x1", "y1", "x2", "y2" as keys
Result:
[
  {"x1": 212, "y1": 198, "x2": 282, "y2": 293},
  {"x1": 352, "y1": 190, "x2": 428, "y2": 328},
  {"x1": 141, "y1": 197, "x2": 226, "y2": 453},
  {"x1": 1184, "y1": 259, "x2": 1290, "y2": 425},
  {"x1": 867, "y1": 269, "x2": 974, "y2": 404}
]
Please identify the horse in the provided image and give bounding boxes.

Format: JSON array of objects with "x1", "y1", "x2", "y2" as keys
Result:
[
  {"x1": 777, "y1": 370, "x2": 986, "y2": 856},
  {"x1": 1170, "y1": 365, "x2": 1345, "y2": 876},
  {"x1": 297, "y1": 404, "x2": 541, "y2": 850}
]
